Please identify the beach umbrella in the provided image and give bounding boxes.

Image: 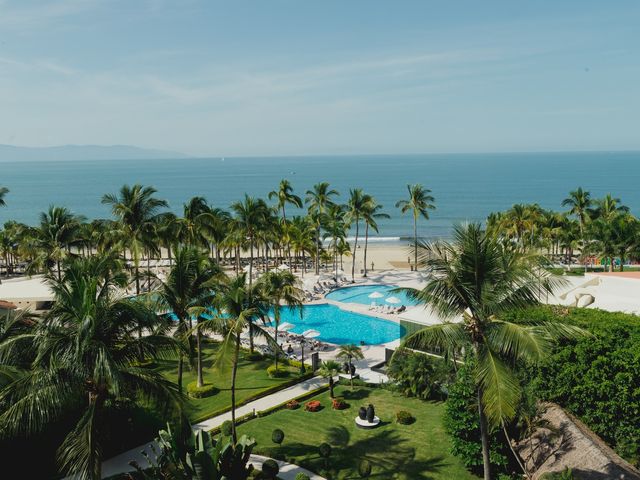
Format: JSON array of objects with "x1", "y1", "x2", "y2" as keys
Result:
[
  {"x1": 385, "y1": 296, "x2": 401, "y2": 304},
  {"x1": 279, "y1": 322, "x2": 295, "y2": 332},
  {"x1": 368, "y1": 291, "x2": 385, "y2": 299},
  {"x1": 302, "y1": 329, "x2": 320, "y2": 339},
  {"x1": 277, "y1": 263, "x2": 290, "y2": 270}
]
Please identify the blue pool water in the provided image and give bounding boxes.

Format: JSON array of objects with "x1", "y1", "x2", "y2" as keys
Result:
[
  {"x1": 274, "y1": 304, "x2": 405, "y2": 345},
  {"x1": 325, "y1": 284, "x2": 420, "y2": 307}
]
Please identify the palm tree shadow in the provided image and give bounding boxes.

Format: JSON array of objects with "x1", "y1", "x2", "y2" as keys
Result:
[{"x1": 342, "y1": 388, "x2": 371, "y2": 401}]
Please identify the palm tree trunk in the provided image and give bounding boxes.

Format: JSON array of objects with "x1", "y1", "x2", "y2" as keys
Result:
[
  {"x1": 177, "y1": 353, "x2": 184, "y2": 393},
  {"x1": 231, "y1": 334, "x2": 240, "y2": 444},
  {"x1": 413, "y1": 214, "x2": 418, "y2": 270},
  {"x1": 57, "y1": 259, "x2": 61, "y2": 281},
  {"x1": 477, "y1": 386, "x2": 492, "y2": 480},
  {"x1": 363, "y1": 223, "x2": 369, "y2": 277},
  {"x1": 351, "y1": 220, "x2": 359, "y2": 282},
  {"x1": 315, "y1": 225, "x2": 320, "y2": 275},
  {"x1": 196, "y1": 325, "x2": 204, "y2": 388},
  {"x1": 329, "y1": 376, "x2": 334, "y2": 398},
  {"x1": 249, "y1": 238, "x2": 254, "y2": 285}
]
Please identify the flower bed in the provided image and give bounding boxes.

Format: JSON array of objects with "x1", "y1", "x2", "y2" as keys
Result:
[{"x1": 305, "y1": 400, "x2": 321, "y2": 412}]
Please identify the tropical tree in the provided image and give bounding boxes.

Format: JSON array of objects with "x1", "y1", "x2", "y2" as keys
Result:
[
  {"x1": 318, "y1": 360, "x2": 341, "y2": 398},
  {"x1": 102, "y1": 184, "x2": 168, "y2": 295},
  {"x1": 323, "y1": 204, "x2": 348, "y2": 279},
  {"x1": 176, "y1": 196, "x2": 217, "y2": 251},
  {"x1": 362, "y1": 197, "x2": 389, "y2": 277},
  {"x1": 32, "y1": 206, "x2": 83, "y2": 280},
  {"x1": 258, "y1": 270, "x2": 303, "y2": 370},
  {"x1": 398, "y1": 223, "x2": 583, "y2": 480},
  {"x1": 230, "y1": 195, "x2": 269, "y2": 285},
  {"x1": 594, "y1": 193, "x2": 629, "y2": 221},
  {"x1": 0, "y1": 255, "x2": 182, "y2": 480},
  {"x1": 268, "y1": 179, "x2": 302, "y2": 224},
  {"x1": 155, "y1": 246, "x2": 221, "y2": 390},
  {"x1": 305, "y1": 182, "x2": 338, "y2": 275},
  {"x1": 562, "y1": 187, "x2": 593, "y2": 269},
  {"x1": 345, "y1": 189, "x2": 370, "y2": 282},
  {"x1": 0, "y1": 186, "x2": 8, "y2": 207},
  {"x1": 395, "y1": 184, "x2": 435, "y2": 269},
  {"x1": 336, "y1": 344, "x2": 364, "y2": 389},
  {"x1": 289, "y1": 216, "x2": 315, "y2": 276}
]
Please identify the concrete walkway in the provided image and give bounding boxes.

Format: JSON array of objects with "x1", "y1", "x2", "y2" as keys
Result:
[
  {"x1": 100, "y1": 375, "x2": 328, "y2": 479},
  {"x1": 249, "y1": 454, "x2": 326, "y2": 480}
]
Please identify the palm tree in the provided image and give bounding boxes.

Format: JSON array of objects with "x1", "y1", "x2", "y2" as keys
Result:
[
  {"x1": 176, "y1": 196, "x2": 217, "y2": 250},
  {"x1": 268, "y1": 179, "x2": 302, "y2": 224},
  {"x1": 346, "y1": 189, "x2": 370, "y2": 282},
  {"x1": 594, "y1": 193, "x2": 629, "y2": 221},
  {"x1": 258, "y1": 270, "x2": 304, "y2": 370},
  {"x1": 362, "y1": 198, "x2": 389, "y2": 277},
  {"x1": 155, "y1": 246, "x2": 221, "y2": 390},
  {"x1": 0, "y1": 186, "x2": 8, "y2": 207},
  {"x1": 305, "y1": 182, "x2": 339, "y2": 275},
  {"x1": 0, "y1": 255, "x2": 182, "y2": 480},
  {"x1": 102, "y1": 184, "x2": 168, "y2": 295},
  {"x1": 318, "y1": 360, "x2": 341, "y2": 398},
  {"x1": 395, "y1": 184, "x2": 435, "y2": 269},
  {"x1": 398, "y1": 223, "x2": 583, "y2": 480},
  {"x1": 323, "y1": 204, "x2": 347, "y2": 279},
  {"x1": 289, "y1": 216, "x2": 315, "y2": 276},
  {"x1": 562, "y1": 187, "x2": 593, "y2": 270},
  {"x1": 33, "y1": 206, "x2": 83, "y2": 280},
  {"x1": 202, "y1": 273, "x2": 266, "y2": 444},
  {"x1": 230, "y1": 195, "x2": 269, "y2": 285},
  {"x1": 336, "y1": 344, "x2": 364, "y2": 389}
]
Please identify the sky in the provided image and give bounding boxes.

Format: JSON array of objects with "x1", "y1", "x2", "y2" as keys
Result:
[{"x1": 0, "y1": 0, "x2": 638, "y2": 157}]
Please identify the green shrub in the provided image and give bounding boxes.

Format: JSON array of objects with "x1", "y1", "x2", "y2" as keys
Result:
[
  {"x1": 267, "y1": 365, "x2": 289, "y2": 378},
  {"x1": 245, "y1": 351, "x2": 263, "y2": 361},
  {"x1": 271, "y1": 428, "x2": 285, "y2": 445},
  {"x1": 358, "y1": 459, "x2": 372, "y2": 477},
  {"x1": 295, "y1": 474, "x2": 310, "y2": 480},
  {"x1": 540, "y1": 468, "x2": 575, "y2": 479},
  {"x1": 388, "y1": 350, "x2": 453, "y2": 400},
  {"x1": 186, "y1": 381, "x2": 218, "y2": 399},
  {"x1": 261, "y1": 458, "x2": 279, "y2": 478},
  {"x1": 318, "y1": 442, "x2": 332, "y2": 458},
  {"x1": 395, "y1": 410, "x2": 415, "y2": 425},
  {"x1": 220, "y1": 420, "x2": 233, "y2": 437},
  {"x1": 506, "y1": 306, "x2": 640, "y2": 465},
  {"x1": 444, "y1": 359, "x2": 509, "y2": 475}
]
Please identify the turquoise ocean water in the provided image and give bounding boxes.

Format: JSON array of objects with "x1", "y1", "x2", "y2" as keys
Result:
[{"x1": 1, "y1": 151, "x2": 639, "y2": 241}]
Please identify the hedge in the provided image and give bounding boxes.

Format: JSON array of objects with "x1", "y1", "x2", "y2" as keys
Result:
[{"x1": 186, "y1": 381, "x2": 219, "y2": 399}]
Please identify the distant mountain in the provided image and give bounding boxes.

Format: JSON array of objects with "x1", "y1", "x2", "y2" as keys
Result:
[{"x1": 0, "y1": 144, "x2": 188, "y2": 162}]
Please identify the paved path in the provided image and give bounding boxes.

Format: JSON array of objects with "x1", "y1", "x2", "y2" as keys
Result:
[
  {"x1": 249, "y1": 454, "x2": 326, "y2": 480},
  {"x1": 100, "y1": 375, "x2": 328, "y2": 479}
]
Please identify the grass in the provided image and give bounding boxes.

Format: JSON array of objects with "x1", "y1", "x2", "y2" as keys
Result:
[
  {"x1": 235, "y1": 384, "x2": 480, "y2": 480},
  {"x1": 154, "y1": 341, "x2": 302, "y2": 422}
]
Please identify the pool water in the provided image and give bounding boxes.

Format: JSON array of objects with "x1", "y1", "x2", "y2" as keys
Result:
[
  {"x1": 325, "y1": 284, "x2": 419, "y2": 307},
  {"x1": 273, "y1": 304, "x2": 405, "y2": 345}
]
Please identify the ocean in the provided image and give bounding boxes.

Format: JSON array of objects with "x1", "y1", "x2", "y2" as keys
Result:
[{"x1": 1, "y1": 151, "x2": 639, "y2": 241}]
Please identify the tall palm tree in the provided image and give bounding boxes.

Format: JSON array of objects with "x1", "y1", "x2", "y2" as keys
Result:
[
  {"x1": 258, "y1": 270, "x2": 304, "y2": 370},
  {"x1": 398, "y1": 223, "x2": 582, "y2": 480},
  {"x1": 346, "y1": 189, "x2": 370, "y2": 282},
  {"x1": 336, "y1": 344, "x2": 364, "y2": 388},
  {"x1": 33, "y1": 206, "x2": 83, "y2": 280},
  {"x1": 230, "y1": 195, "x2": 269, "y2": 285},
  {"x1": 362, "y1": 198, "x2": 389, "y2": 277},
  {"x1": 268, "y1": 179, "x2": 302, "y2": 224},
  {"x1": 323, "y1": 204, "x2": 347, "y2": 280},
  {"x1": 289, "y1": 216, "x2": 315, "y2": 276},
  {"x1": 305, "y1": 182, "x2": 339, "y2": 275},
  {"x1": 0, "y1": 186, "x2": 8, "y2": 207},
  {"x1": 176, "y1": 196, "x2": 217, "y2": 250},
  {"x1": 562, "y1": 187, "x2": 593, "y2": 270},
  {"x1": 318, "y1": 360, "x2": 341, "y2": 398},
  {"x1": 0, "y1": 255, "x2": 182, "y2": 480},
  {"x1": 594, "y1": 193, "x2": 629, "y2": 221},
  {"x1": 102, "y1": 184, "x2": 168, "y2": 295},
  {"x1": 395, "y1": 184, "x2": 435, "y2": 269},
  {"x1": 155, "y1": 246, "x2": 221, "y2": 390}
]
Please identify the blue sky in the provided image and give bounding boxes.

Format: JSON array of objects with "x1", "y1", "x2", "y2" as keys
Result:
[{"x1": 0, "y1": 0, "x2": 638, "y2": 156}]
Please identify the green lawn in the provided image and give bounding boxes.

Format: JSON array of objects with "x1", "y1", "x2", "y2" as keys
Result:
[
  {"x1": 154, "y1": 342, "x2": 302, "y2": 422},
  {"x1": 236, "y1": 384, "x2": 479, "y2": 480}
]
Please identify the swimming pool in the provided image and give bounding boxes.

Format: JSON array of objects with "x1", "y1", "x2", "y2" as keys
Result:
[
  {"x1": 325, "y1": 284, "x2": 420, "y2": 307},
  {"x1": 273, "y1": 304, "x2": 405, "y2": 345}
]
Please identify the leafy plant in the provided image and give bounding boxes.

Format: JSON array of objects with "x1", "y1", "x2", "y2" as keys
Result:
[
  {"x1": 358, "y1": 459, "x2": 372, "y2": 477},
  {"x1": 395, "y1": 410, "x2": 415, "y2": 425},
  {"x1": 187, "y1": 381, "x2": 219, "y2": 399},
  {"x1": 261, "y1": 458, "x2": 279, "y2": 479},
  {"x1": 387, "y1": 350, "x2": 452, "y2": 400},
  {"x1": 271, "y1": 428, "x2": 285, "y2": 446},
  {"x1": 295, "y1": 473, "x2": 311, "y2": 480}
]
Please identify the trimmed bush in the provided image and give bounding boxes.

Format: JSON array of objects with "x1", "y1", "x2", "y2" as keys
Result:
[
  {"x1": 332, "y1": 397, "x2": 347, "y2": 410},
  {"x1": 295, "y1": 474, "x2": 311, "y2": 480},
  {"x1": 396, "y1": 410, "x2": 415, "y2": 425},
  {"x1": 267, "y1": 365, "x2": 289, "y2": 378},
  {"x1": 271, "y1": 428, "x2": 285, "y2": 445},
  {"x1": 186, "y1": 381, "x2": 218, "y2": 399},
  {"x1": 285, "y1": 399, "x2": 300, "y2": 410},
  {"x1": 305, "y1": 400, "x2": 321, "y2": 412},
  {"x1": 318, "y1": 442, "x2": 332, "y2": 458},
  {"x1": 261, "y1": 458, "x2": 279, "y2": 478},
  {"x1": 358, "y1": 459, "x2": 372, "y2": 477},
  {"x1": 220, "y1": 420, "x2": 233, "y2": 437}
]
